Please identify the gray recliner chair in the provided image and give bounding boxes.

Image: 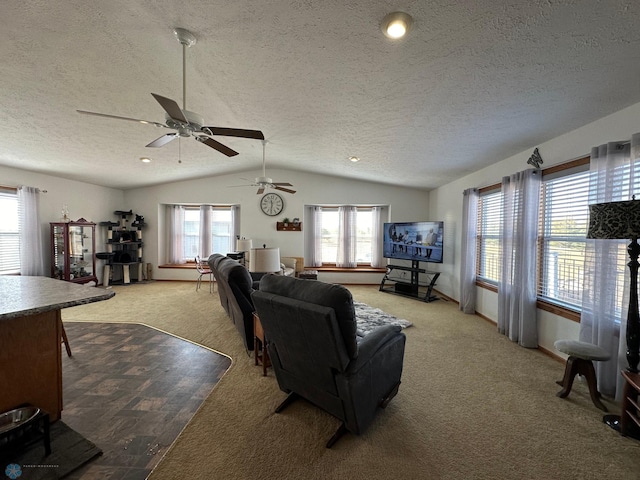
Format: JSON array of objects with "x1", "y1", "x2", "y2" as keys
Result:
[{"x1": 251, "y1": 274, "x2": 406, "y2": 447}]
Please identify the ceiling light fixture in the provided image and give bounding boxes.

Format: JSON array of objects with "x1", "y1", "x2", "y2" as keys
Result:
[
  {"x1": 349, "y1": 156, "x2": 360, "y2": 163},
  {"x1": 140, "y1": 157, "x2": 152, "y2": 163},
  {"x1": 381, "y1": 12, "x2": 413, "y2": 39}
]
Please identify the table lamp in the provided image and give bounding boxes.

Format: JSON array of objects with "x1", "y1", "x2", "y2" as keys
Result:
[{"x1": 249, "y1": 246, "x2": 281, "y2": 274}]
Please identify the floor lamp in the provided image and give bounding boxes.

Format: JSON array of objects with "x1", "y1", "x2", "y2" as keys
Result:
[{"x1": 587, "y1": 198, "x2": 640, "y2": 436}]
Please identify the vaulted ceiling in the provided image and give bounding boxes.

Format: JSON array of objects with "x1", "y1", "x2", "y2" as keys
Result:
[{"x1": 2, "y1": 1, "x2": 640, "y2": 190}]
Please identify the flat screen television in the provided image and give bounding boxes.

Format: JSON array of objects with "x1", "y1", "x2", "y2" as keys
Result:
[{"x1": 383, "y1": 221, "x2": 444, "y2": 263}]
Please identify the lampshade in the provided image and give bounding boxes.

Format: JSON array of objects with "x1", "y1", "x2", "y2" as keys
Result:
[
  {"x1": 587, "y1": 199, "x2": 640, "y2": 239},
  {"x1": 249, "y1": 247, "x2": 281, "y2": 273},
  {"x1": 381, "y1": 12, "x2": 413, "y2": 39},
  {"x1": 236, "y1": 238, "x2": 253, "y2": 252}
]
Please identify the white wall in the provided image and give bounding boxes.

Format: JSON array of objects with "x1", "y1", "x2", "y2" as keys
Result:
[
  {"x1": 428, "y1": 100, "x2": 640, "y2": 354},
  {"x1": 123, "y1": 168, "x2": 431, "y2": 283},
  {"x1": 0, "y1": 165, "x2": 125, "y2": 282}
]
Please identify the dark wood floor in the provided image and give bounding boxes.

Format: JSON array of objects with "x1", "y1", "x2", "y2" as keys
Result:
[{"x1": 60, "y1": 322, "x2": 231, "y2": 480}]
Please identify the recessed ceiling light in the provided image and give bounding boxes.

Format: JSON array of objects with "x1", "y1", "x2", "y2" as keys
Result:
[
  {"x1": 381, "y1": 12, "x2": 413, "y2": 39},
  {"x1": 349, "y1": 156, "x2": 360, "y2": 163},
  {"x1": 140, "y1": 157, "x2": 152, "y2": 163}
]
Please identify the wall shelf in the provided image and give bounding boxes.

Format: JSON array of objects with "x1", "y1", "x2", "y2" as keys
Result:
[{"x1": 277, "y1": 222, "x2": 302, "y2": 231}]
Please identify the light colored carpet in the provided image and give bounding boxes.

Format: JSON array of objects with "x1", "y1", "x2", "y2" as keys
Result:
[{"x1": 62, "y1": 281, "x2": 640, "y2": 480}]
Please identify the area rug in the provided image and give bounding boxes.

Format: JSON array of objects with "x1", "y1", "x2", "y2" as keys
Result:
[
  {"x1": 353, "y1": 301, "x2": 413, "y2": 336},
  {"x1": 1, "y1": 421, "x2": 101, "y2": 480}
]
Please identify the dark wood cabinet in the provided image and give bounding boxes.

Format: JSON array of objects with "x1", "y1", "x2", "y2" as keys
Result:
[{"x1": 50, "y1": 219, "x2": 97, "y2": 284}]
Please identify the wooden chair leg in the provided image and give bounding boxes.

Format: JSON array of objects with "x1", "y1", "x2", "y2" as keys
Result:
[
  {"x1": 556, "y1": 356, "x2": 607, "y2": 411},
  {"x1": 61, "y1": 324, "x2": 72, "y2": 357}
]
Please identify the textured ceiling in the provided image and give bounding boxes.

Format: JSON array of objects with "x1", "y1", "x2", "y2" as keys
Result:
[{"x1": 2, "y1": 1, "x2": 640, "y2": 190}]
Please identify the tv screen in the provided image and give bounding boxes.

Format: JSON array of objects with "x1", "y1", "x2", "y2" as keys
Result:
[{"x1": 383, "y1": 221, "x2": 444, "y2": 263}]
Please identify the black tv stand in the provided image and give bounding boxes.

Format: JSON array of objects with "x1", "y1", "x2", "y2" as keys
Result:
[{"x1": 379, "y1": 261, "x2": 440, "y2": 302}]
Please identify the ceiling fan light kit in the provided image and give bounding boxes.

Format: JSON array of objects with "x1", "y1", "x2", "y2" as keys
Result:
[
  {"x1": 381, "y1": 12, "x2": 413, "y2": 39},
  {"x1": 76, "y1": 28, "x2": 264, "y2": 159}
]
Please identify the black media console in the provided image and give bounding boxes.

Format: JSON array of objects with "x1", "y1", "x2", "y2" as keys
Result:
[{"x1": 379, "y1": 261, "x2": 440, "y2": 302}]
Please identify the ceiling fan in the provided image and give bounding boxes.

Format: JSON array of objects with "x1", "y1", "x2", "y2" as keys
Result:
[
  {"x1": 233, "y1": 141, "x2": 296, "y2": 194},
  {"x1": 76, "y1": 28, "x2": 264, "y2": 157}
]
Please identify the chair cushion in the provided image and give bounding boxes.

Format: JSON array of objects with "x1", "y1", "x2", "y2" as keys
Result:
[{"x1": 554, "y1": 340, "x2": 611, "y2": 361}]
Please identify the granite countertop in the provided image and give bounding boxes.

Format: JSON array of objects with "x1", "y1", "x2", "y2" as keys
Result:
[{"x1": 0, "y1": 276, "x2": 115, "y2": 320}]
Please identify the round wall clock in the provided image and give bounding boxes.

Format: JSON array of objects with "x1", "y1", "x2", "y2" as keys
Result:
[{"x1": 260, "y1": 192, "x2": 284, "y2": 216}]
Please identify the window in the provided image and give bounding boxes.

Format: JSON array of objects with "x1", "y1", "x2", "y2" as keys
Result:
[
  {"x1": 319, "y1": 208, "x2": 374, "y2": 264},
  {"x1": 476, "y1": 189, "x2": 502, "y2": 283},
  {"x1": 0, "y1": 188, "x2": 20, "y2": 274},
  {"x1": 538, "y1": 169, "x2": 590, "y2": 309},
  {"x1": 476, "y1": 158, "x2": 632, "y2": 318},
  {"x1": 182, "y1": 206, "x2": 234, "y2": 261}
]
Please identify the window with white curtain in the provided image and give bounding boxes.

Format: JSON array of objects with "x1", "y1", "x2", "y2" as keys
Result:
[
  {"x1": 310, "y1": 206, "x2": 383, "y2": 266},
  {"x1": 476, "y1": 158, "x2": 634, "y2": 318},
  {"x1": 0, "y1": 188, "x2": 20, "y2": 274},
  {"x1": 320, "y1": 208, "x2": 373, "y2": 264},
  {"x1": 182, "y1": 206, "x2": 234, "y2": 261}
]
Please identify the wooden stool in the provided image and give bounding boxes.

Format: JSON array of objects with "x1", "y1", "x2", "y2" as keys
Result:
[{"x1": 554, "y1": 340, "x2": 610, "y2": 412}]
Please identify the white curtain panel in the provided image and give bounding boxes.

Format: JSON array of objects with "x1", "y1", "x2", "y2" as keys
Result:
[
  {"x1": 371, "y1": 206, "x2": 386, "y2": 268},
  {"x1": 337, "y1": 206, "x2": 357, "y2": 268},
  {"x1": 580, "y1": 133, "x2": 640, "y2": 399},
  {"x1": 460, "y1": 188, "x2": 479, "y2": 314},
  {"x1": 18, "y1": 186, "x2": 45, "y2": 276},
  {"x1": 199, "y1": 205, "x2": 212, "y2": 259},
  {"x1": 168, "y1": 205, "x2": 186, "y2": 264},
  {"x1": 498, "y1": 169, "x2": 541, "y2": 348},
  {"x1": 303, "y1": 205, "x2": 323, "y2": 267}
]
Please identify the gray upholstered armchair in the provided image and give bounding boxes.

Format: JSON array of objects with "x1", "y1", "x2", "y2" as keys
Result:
[{"x1": 251, "y1": 274, "x2": 406, "y2": 447}]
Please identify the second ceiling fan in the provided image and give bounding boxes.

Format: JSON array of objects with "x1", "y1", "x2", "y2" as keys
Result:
[
  {"x1": 77, "y1": 28, "x2": 264, "y2": 157},
  {"x1": 233, "y1": 141, "x2": 296, "y2": 194}
]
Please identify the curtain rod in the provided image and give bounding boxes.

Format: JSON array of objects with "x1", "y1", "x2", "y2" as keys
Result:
[{"x1": 0, "y1": 184, "x2": 48, "y2": 193}]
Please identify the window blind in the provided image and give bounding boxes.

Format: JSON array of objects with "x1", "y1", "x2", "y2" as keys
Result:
[
  {"x1": 477, "y1": 189, "x2": 502, "y2": 283},
  {"x1": 538, "y1": 170, "x2": 590, "y2": 308},
  {"x1": 0, "y1": 189, "x2": 20, "y2": 274}
]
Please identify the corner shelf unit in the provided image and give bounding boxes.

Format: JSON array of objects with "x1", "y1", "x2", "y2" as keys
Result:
[{"x1": 98, "y1": 210, "x2": 146, "y2": 286}]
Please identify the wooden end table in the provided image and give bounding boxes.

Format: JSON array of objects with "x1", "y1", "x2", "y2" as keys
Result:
[{"x1": 253, "y1": 312, "x2": 271, "y2": 376}]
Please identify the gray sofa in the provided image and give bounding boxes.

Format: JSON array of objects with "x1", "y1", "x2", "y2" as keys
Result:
[
  {"x1": 208, "y1": 253, "x2": 258, "y2": 351},
  {"x1": 251, "y1": 274, "x2": 406, "y2": 447}
]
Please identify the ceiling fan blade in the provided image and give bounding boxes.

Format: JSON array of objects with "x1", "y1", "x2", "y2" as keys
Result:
[
  {"x1": 146, "y1": 133, "x2": 178, "y2": 148},
  {"x1": 257, "y1": 187, "x2": 265, "y2": 195},
  {"x1": 76, "y1": 110, "x2": 166, "y2": 128},
  {"x1": 151, "y1": 93, "x2": 188, "y2": 123},
  {"x1": 203, "y1": 127, "x2": 265, "y2": 140},
  {"x1": 275, "y1": 186, "x2": 296, "y2": 194},
  {"x1": 272, "y1": 182, "x2": 293, "y2": 186},
  {"x1": 196, "y1": 137, "x2": 239, "y2": 157}
]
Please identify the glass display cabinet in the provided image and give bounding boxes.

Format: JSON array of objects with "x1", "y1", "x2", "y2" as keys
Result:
[{"x1": 50, "y1": 219, "x2": 97, "y2": 284}]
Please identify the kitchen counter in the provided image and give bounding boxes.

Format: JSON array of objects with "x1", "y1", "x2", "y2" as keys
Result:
[{"x1": 0, "y1": 276, "x2": 115, "y2": 420}]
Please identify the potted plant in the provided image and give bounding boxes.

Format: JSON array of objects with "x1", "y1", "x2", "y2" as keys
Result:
[{"x1": 282, "y1": 217, "x2": 290, "y2": 226}]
